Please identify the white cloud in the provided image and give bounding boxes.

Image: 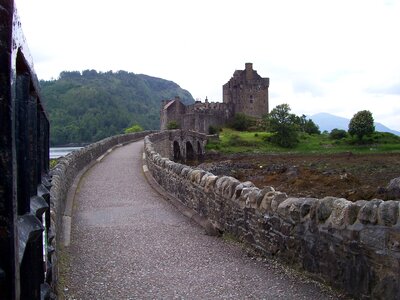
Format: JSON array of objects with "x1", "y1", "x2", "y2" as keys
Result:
[{"x1": 15, "y1": 0, "x2": 400, "y2": 131}]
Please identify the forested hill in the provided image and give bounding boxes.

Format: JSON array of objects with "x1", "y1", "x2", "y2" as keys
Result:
[{"x1": 40, "y1": 70, "x2": 195, "y2": 146}]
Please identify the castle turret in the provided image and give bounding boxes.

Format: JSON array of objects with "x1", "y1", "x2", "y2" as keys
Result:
[
  {"x1": 245, "y1": 62, "x2": 253, "y2": 81},
  {"x1": 223, "y1": 63, "x2": 269, "y2": 118}
]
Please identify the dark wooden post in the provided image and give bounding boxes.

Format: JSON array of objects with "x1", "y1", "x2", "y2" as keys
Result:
[{"x1": 0, "y1": 1, "x2": 19, "y2": 299}]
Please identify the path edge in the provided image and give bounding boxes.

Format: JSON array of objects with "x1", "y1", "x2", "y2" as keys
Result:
[
  {"x1": 62, "y1": 141, "x2": 132, "y2": 246},
  {"x1": 141, "y1": 151, "x2": 219, "y2": 236}
]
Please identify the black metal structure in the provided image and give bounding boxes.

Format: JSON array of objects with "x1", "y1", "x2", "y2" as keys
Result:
[{"x1": 0, "y1": 1, "x2": 52, "y2": 299}]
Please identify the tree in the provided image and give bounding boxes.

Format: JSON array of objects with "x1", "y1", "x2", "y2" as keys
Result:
[
  {"x1": 348, "y1": 110, "x2": 375, "y2": 140},
  {"x1": 40, "y1": 70, "x2": 195, "y2": 145},
  {"x1": 303, "y1": 119, "x2": 321, "y2": 134},
  {"x1": 267, "y1": 104, "x2": 299, "y2": 148},
  {"x1": 295, "y1": 114, "x2": 320, "y2": 134}
]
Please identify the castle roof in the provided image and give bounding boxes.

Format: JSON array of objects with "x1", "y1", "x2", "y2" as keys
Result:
[{"x1": 163, "y1": 100, "x2": 176, "y2": 110}]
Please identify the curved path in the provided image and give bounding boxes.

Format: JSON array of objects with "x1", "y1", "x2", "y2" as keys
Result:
[{"x1": 63, "y1": 141, "x2": 343, "y2": 299}]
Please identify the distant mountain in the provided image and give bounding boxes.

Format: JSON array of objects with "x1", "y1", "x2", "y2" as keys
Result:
[
  {"x1": 309, "y1": 112, "x2": 400, "y2": 136},
  {"x1": 41, "y1": 70, "x2": 195, "y2": 146}
]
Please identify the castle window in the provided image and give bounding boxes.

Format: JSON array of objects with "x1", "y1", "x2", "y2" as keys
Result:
[{"x1": 249, "y1": 95, "x2": 253, "y2": 104}]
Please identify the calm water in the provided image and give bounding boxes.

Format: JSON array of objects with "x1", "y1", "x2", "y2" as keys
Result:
[{"x1": 50, "y1": 147, "x2": 82, "y2": 159}]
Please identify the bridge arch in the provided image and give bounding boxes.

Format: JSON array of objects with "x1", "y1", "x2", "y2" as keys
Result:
[
  {"x1": 186, "y1": 141, "x2": 195, "y2": 160},
  {"x1": 173, "y1": 141, "x2": 181, "y2": 160},
  {"x1": 167, "y1": 130, "x2": 207, "y2": 162},
  {"x1": 197, "y1": 141, "x2": 203, "y2": 159}
]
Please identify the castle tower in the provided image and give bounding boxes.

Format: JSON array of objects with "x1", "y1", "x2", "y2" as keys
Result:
[{"x1": 223, "y1": 63, "x2": 269, "y2": 118}]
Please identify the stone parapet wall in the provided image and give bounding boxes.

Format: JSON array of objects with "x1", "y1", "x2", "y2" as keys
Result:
[
  {"x1": 50, "y1": 131, "x2": 154, "y2": 292},
  {"x1": 144, "y1": 131, "x2": 400, "y2": 299}
]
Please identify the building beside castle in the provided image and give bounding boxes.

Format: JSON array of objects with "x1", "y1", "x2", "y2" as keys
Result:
[{"x1": 160, "y1": 63, "x2": 269, "y2": 133}]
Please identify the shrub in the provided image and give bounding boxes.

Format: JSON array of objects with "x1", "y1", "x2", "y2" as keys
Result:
[
  {"x1": 167, "y1": 120, "x2": 179, "y2": 130},
  {"x1": 329, "y1": 128, "x2": 348, "y2": 140},
  {"x1": 124, "y1": 124, "x2": 143, "y2": 133}
]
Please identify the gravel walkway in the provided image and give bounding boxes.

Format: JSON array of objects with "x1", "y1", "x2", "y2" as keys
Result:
[{"x1": 63, "y1": 141, "x2": 344, "y2": 299}]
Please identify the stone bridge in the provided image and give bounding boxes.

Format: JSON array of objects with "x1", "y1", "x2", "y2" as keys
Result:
[
  {"x1": 150, "y1": 130, "x2": 207, "y2": 161},
  {"x1": 2, "y1": 2, "x2": 400, "y2": 299}
]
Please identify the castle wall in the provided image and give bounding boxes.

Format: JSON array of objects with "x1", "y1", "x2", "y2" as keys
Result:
[
  {"x1": 160, "y1": 99, "x2": 186, "y2": 130},
  {"x1": 181, "y1": 102, "x2": 229, "y2": 133},
  {"x1": 144, "y1": 131, "x2": 400, "y2": 299}
]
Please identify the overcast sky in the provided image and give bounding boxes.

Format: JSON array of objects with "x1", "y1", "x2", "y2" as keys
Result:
[{"x1": 16, "y1": 0, "x2": 400, "y2": 131}]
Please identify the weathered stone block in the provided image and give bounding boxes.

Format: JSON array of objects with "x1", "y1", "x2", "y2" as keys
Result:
[
  {"x1": 377, "y1": 200, "x2": 399, "y2": 226},
  {"x1": 360, "y1": 227, "x2": 387, "y2": 250},
  {"x1": 256, "y1": 187, "x2": 274, "y2": 208},
  {"x1": 246, "y1": 188, "x2": 264, "y2": 209},
  {"x1": 204, "y1": 175, "x2": 218, "y2": 193},
  {"x1": 317, "y1": 197, "x2": 337, "y2": 222},
  {"x1": 191, "y1": 169, "x2": 206, "y2": 184},
  {"x1": 222, "y1": 178, "x2": 240, "y2": 200},
  {"x1": 358, "y1": 199, "x2": 383, "y2": 225},
  {"x1": 215, "y1": 176, "x2": 233, "y2": 195},
  {"x1": 300, "y1": 198, "x2": 318, "y2": 220},
  {"x1": 199, "y1": 172, "x2": 212, "y2": 187},
  {"x1": 277, "y1": 198, "x2": 302, "y2": 223},
  {"x1": 232, "y1": 181, "x2": 255, "y2": 200},
  {"x1": 270, "y1": 192, "x2": 288, "y2": 213},
  {"x1": 388, "y1": 230, "x2": 400, "y2": 252},
  {"x1": 237, "y1": 187, "x2": 256, "y2": 208},
  {"x1": 386, "y1": 177, "x2": 400, "y2": 199},
  {"x1": 329, "y1": 198, "x2": 359, "y2": 227},
  {"x1": 180, "y1": 167, "x2": 191, "y2": 178}
]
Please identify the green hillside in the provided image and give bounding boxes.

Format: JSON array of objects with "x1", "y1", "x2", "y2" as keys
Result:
[{"x1": 40, "y1": 70, "x2": 194, "y2": 146}]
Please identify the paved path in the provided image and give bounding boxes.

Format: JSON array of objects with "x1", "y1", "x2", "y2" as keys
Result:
[{"x1": 63, "y1": 141, "x2": 343, "y2": 299}]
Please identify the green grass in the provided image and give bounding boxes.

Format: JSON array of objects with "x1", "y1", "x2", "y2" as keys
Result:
[{"x1": 206, "y1": 128, "x2": 400, "y2": 154}]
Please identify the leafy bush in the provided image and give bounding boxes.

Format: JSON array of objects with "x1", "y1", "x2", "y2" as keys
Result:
[
  {"x1": 270, "y1": 130, "x2": 298, "y2": 148},
  {"x1": 124, "y1": 124, "x2": 143, "y2": 133},
  {"x1": 167, "y1": 120, "x2": 179, "y2": 129},
  {"x1": 329, "y1": 128, "x2": 348, "y2": 140}
]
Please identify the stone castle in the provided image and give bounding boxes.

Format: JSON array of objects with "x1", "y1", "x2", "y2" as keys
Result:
[{"x1": 160, "y1": 63, "x2": 270, "y2": 133}]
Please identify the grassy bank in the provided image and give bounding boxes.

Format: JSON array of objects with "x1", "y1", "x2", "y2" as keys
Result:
[{"x1": 206, "y1": 128, "x2": 400, "y2": 154}]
